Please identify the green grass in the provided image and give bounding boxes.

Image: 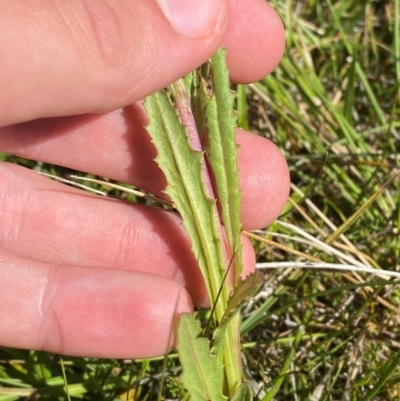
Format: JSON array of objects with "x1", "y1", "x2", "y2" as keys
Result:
[{"x1": 1, "y1": 0, "x2": 400, "y2": 399}]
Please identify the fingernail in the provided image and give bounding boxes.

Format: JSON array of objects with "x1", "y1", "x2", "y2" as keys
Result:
[{"x1": 156, "y1": 0, "x2": 222, "y2": 38}]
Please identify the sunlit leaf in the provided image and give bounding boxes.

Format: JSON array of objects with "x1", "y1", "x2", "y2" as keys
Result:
[
  {"x1": 212, "y1": 271, "x2": 264, "y2": 356},
  {"x1": 145, "y1": 89, "x2": 226, "y2": 308},
  {"x1": 200, "y1": 48, "x2": 243, "y2": 285},
  {"x1": 177, "y1": 314, "x2": 228, "y2": 401}
]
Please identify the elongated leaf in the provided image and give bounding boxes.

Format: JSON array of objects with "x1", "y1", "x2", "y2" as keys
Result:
[
  {"x1": 200, "y1": 48, "x2": 243, "y2": 284},
  {"x1": 145, "y1": 49, "x2": 244, "y2": 397},
  {"x1": 198, "y1": 49, "x2": 245, "y2": 393},
  {"x1": 145, "y1": 90, "x2": 226, "y2": 310},
  {"x1": 223, "y1": 271, "x2": 264, "y2": 322},
  {"x1": 177, "y1": 314, "x2": 227, "y2": 401},
  {"x1": 212, "y1": 271, "x2": 264, "y2": 355}
]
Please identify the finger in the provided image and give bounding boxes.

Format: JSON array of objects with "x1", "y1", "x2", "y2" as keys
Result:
[
  {"x1": 236, "y1": 129, "x2": 290, "y2": 229},
  {"x1": 0, "y1": 0, "x2": 228, "y2": 126},
  {"x1": 224, "y1": 0, "x2": 285, "y2": 83},
  {"x1": 0, "y1": 107, "x2": 290, "y2": 229},
  {"x1": 0, "y1": 0, "x2": 285, "y2": 127},
  {"x1": 0, "y1": 249, "x2": 193, "y2": 358},
  {"x1": 0, "y1": 162, "x2": 256, "y2": 306}
]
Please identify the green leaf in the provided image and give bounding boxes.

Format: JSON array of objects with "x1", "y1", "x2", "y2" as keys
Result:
[
  {"x1": 200, "y1": 48, "x2": 243, "y2": 284},
  {"x1": 230, "y1": 383, "x2": 253, "y2": 401},
  {"x1": 145, "y1": 89, "x2": 226, "y2": 310},
  {"x1": 212, "y1": 271, "x2": 264, "y2": 356},
  {"x1": 236, "y1": 84, "x2": 249, "y2": 131},
  {"x1": 145, "y1": 49, "x2": 244, "y2": 397},
  {"x1": 197, "y1": 48, "x2": 245, "y2": 395},
  {"x1": 223, "y1": 271, "x2": 264, "y2": 322},
  {"x1": 177, "y1": 314, "x2": 228, "y2": 401}
]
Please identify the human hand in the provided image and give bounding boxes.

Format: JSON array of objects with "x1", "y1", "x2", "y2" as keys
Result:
[{"x1": 0, "y1": 0, "x2": 289, "y2": 359}]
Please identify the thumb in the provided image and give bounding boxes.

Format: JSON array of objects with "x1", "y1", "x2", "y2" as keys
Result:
[{"x1": 0, "y1": 0, "x2": 228, "y2": 126}]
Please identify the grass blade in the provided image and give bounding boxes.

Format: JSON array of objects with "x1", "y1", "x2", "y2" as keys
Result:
[{"x1": 362, "y1": 350, "x2": 400, "y2": 400}]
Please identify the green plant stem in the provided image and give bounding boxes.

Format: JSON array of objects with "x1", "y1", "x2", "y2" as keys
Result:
[{"x1": 222, "y1": 314, "x2": 242, "y2": 395}]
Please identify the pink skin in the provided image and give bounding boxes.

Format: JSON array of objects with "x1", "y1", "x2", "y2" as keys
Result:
[{"x1": 0, "y1": 0, "x2": 289, "y2": 358}]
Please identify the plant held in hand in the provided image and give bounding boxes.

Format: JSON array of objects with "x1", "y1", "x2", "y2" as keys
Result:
[{"x1": 145, "y1": 48, "x2": 263, "y2": 400}]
